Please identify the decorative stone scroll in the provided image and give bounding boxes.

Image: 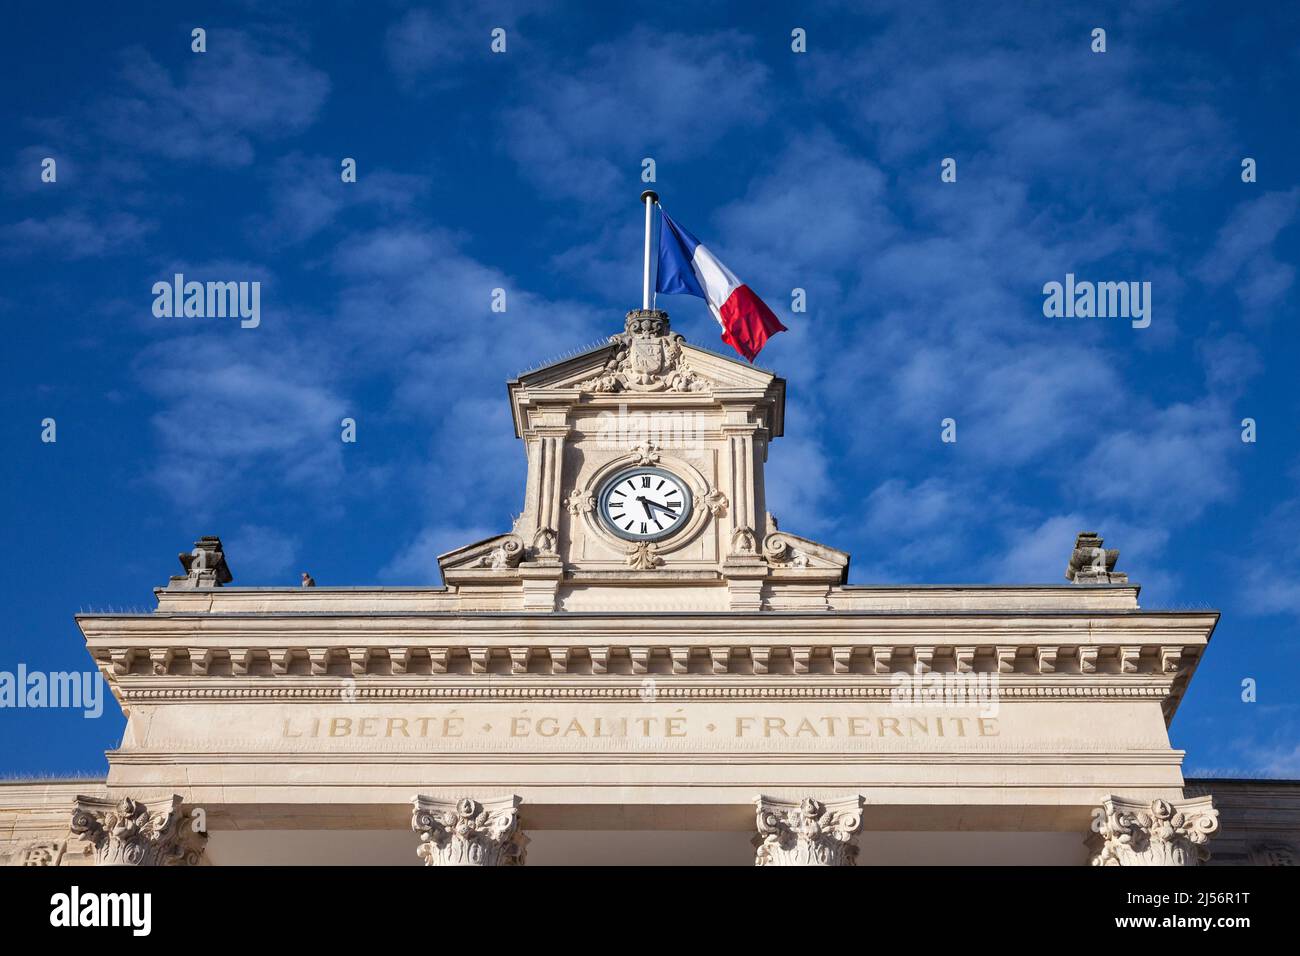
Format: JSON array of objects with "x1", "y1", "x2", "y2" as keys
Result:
[
  {"x1": 1088, "y1": 795, "x2": 1219, "y2": 866},
  {"x1": 169, "y1": 536, "x2": 232, "y2": 588},
  {"x1": 71, "y1": 794, "x2": 207, "y2": 866},
  {"x1": 753, "y1": 795, "x2": 865, "y2": 866},
  {"x1": 1066, "y1": 531, "x2": 1127, "y2": 584},
  {"x1": 474, "y1": 534, "x2": 525, "y2": 570},
  {"x1": 763, "y1": 533, "x2": 808, "y2": 568},
  {"x1": 411, "y1": 795, "x2": 527, "y2": 866},
  {"x1": 576, "y1": 310, "x2": 711, "y2": 394}
]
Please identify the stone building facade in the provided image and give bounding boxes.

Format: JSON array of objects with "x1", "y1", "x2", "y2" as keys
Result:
[{"x1": 2, "y1": 310, "x2": 1295, "y2": 866}]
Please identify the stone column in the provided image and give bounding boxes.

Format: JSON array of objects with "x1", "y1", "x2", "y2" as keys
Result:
[
  {"x1": 71, "y1": 794, "x2": 207, "y2": 866},
  {"x1": 753, "y1": 795, "x2": 864, "y2": 866},
  {"x1": 411, "y1": 795, "x2": 528, "y2": 866},
  {"x1": 1088, "y1": 795, "x2": 1219, "y2": 866}
]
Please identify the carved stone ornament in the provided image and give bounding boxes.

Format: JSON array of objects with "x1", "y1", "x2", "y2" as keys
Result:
[
  {"x1": 18, "y1": 841, "x2": 66, "y2": 866},
  {"x1": 763, "y1": 533, "x2": 808, "y2": 568},
  {"x1": 474, "y1": 534, "x2": 524, "y2": 570},
  {"x1": 1066, "y1": 531, "x2": 1128, "y2": 584},
  {"x1": 1248, "y1": 842, "x2": 1298, "y2": 866},
  {"x1": 731, "y1": 526, "x2": 757, "y2": 555},
  {"x1": 531, "y1": 526, "x2": 558, "y2": 556},
  {"x1": 699, "y1": 489, "x2": 728, "y2": 517},
  {"x1": 71, "y1": 794, "x2": 207, "y2": 866},
  {"x1": 631, "y1": 441, "x2": 661, "y2": 466},
  {"x1": 576, "y1": 310, "x2": 711, "y2": 393},
  {"x1": 626, "y1": 541, "x2": 662, "y2": 570},
  {"x1": 1088, "y1": 796, "x2": 1219, "y2": 866},
  {"x1": 169, "y1": 535, "x2": 232, "y2": 588},
  {"x1": 754, "y1": 795, "x2": 865, "y2": 866},
  {"x1": 565, "y1": 489, "x2": 595, "y2": 515},
  {"x1": 411, "y1": 795, "x2": 527, "y2": 866}
]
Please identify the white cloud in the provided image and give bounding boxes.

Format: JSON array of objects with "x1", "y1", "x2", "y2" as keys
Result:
[
  {"x1": 98, "y1": 30, "x2": 330, "y2": 166},
  {"x1": 500, "y1": 27, "x2": 771, "y2": 205},
  {"x1": 223, "y1": 524, "x2": 300, "y2": 584}
]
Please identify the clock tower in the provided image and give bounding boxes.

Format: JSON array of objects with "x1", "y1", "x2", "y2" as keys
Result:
[{"x1": 436, "y1": 308, "x2": 849, "y2": 612}]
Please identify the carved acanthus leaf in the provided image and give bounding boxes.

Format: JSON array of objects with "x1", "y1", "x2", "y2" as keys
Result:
[
  {"x1": 626, "y1": 541, "x2": 662, "y2": 570},
  {"x1": 631, "y1": 442, "x2": 661, "y2": 466},
  {"x1": 566, "y1": 490, "x2": 595, "y2": 515},
  {"x1": 1089, "y1": 796, "x2": 1219, "y2": 866},
  {"x1": 411, "y1": 796, "x2": 527, "y2": 866},
  {"x1": 754, "y1": 796, "x2": 864, "y2": 866},
  {"x1": 71, "y1": 794, "x2": 207, "y2": 866}
]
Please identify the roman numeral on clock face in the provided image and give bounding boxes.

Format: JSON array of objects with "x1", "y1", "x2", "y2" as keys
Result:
[{"x1": 601, "y1": 469, "x2": 692, "y2": 541}]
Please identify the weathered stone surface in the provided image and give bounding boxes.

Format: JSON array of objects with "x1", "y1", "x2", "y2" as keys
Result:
[
  {"x1": 1088, "y1": 795, "x2": 1219, "y2": 866},
  {"x1": 754, "y1": 795, "x2": 864, "y2": 866},
  {"x1": 411, "y1": 795, "x2": 526, "y2": 866},
  {"x1": 71, "y1": 794, "x2": 206, "y2": 866}
]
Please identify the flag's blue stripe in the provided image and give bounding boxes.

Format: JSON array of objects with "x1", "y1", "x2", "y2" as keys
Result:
[{"x1": 655, "y1": 207, "x2": 706, "y2": 299}]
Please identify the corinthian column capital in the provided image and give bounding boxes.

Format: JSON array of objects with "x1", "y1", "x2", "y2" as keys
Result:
[
  {"x1": 1089, "y1": 795, "x2": 1219, "y2": 866},
  {"x1": 411, "y1": 795, "x2": 527, "y2": 866},
  {"x1": 754, "y1": 795, "x2": 865, "y2": 866},
  {"x1": 71, "y1": 794, "x2": 207, "y2": 866}
]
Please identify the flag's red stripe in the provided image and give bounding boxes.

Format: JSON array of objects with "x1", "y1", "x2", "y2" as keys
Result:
[{"x1": 718, "y1": 285, "x2": 787, "y2": 362}]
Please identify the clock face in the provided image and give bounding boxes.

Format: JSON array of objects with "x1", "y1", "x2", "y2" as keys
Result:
[{"x1": 598, "y1": 467, "x2": 693, "y2": 541}]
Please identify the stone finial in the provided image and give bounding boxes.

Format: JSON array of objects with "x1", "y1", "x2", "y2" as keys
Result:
[
  {"x1": 411, "y1": 795, "x2": 527, "y2": 866},
  {"x1": 753, "y1": 795, "x2": 865, "y2": 866},
  {"x1": 71, "y1": 794, "x2": 207, "y2": 866},
  {"x1": 1088, "y1": 795, "x2": 1219, "y2": 866},
  {"x1": 1066, "y1": 531, "x2": 1127, "y2": 584},
  {"x1": 170, "y1": 535, "x2": 232, "y2": 588}
]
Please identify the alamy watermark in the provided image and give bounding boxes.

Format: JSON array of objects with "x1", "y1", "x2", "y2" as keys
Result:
[
  {"x1": 0, "y1": 664, "x2": 104, "y2": 718},
  {"x1": 596, "y1": 404, "x2": 708, "y2": 455},
  {"x1": 889, "y1": 668, "x2": 1000, "y2": 718},
  {"x1": 152, "y1": 273, "x2": 260, "y2": 328},
  {"x1": 50, "y1": 887, "x2": 151, "y2": 936},
  {"x1": 1042, "y1": 273, "x2": 1150, "y2": 329}
]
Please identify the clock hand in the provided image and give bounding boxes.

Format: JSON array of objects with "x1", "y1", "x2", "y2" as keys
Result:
[
  {"x1": 646, "y1": 499, "x2": 678, "y2": 517},
  {"x1": 636, "y1": 496, "x2": 653, "y2": 519}
]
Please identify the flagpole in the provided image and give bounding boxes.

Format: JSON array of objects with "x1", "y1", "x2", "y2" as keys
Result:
[{"x1": 640, "y1": 189, "x2": 658, "y2": 310}]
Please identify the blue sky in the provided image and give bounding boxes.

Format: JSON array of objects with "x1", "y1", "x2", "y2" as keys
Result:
[{"x1": 1, "y1": 1, "x2": 1298, "y2": 778}]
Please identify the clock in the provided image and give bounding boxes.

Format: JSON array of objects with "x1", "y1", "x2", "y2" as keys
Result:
[{"x1": 597, "y1": 467, "x2": 693, "y2": 541}]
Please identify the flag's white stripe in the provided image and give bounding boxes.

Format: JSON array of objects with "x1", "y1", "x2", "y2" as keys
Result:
[{"x1": 689, "y1": 244, "x2": 743, "y2": 326}]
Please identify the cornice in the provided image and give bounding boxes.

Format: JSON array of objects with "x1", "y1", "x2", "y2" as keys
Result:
[{"x1": 114, "y1": 678, "x2": 1180, "y2": 705}]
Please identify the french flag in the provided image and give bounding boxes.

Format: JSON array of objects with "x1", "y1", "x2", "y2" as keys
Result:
[{"x1": 655, "y1": 207, "x2": 787, "y2": 362}]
